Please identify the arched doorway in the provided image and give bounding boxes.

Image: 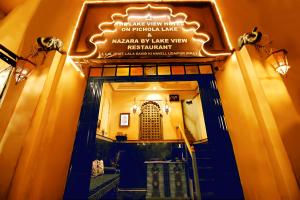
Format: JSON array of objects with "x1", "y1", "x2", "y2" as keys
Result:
[{"x1": 139, "y1": 101, "x2": 162, "y2": 140}]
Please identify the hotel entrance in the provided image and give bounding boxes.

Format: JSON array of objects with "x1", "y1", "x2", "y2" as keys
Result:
[
  {"x1": 64, "y1": 1, "x2": 243, "y2": 199},
  {"x1": 91, "y1": 80, "x2": 205, "y2": 199},
  {"x1": 2, "y1": 0, "x2": 300, "y2": 199},
  {"x1": 63, "y1": 63, "x2": 243, "y2": 200}
]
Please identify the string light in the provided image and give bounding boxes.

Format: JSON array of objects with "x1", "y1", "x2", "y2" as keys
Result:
[{"x1": 211, "y1": 0, "x2": 233, "y2": 50}]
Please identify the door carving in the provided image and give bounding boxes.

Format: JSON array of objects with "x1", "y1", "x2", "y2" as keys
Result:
[{"x1": 140, "y1": 101, "x2": 162, "y2": 140}]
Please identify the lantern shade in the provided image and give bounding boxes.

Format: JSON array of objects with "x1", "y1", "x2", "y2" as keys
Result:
[
  {"x1": 164, "y1": 103, "x2": 170, "y2": 114},
  {"x1": 267, "y1": 49, "x2": 290, "y2": 75},
  {"x1": 14, "y1": 57, "x2": 36, "y2": 83},
  {"x1": 132, "y1": 104, "x2": 138, "y2": 114},
  {"x1": 1, "y1": 44, "x2": 38, "y2": 84}
]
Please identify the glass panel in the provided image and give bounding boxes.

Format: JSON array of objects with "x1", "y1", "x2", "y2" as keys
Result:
[
  {"x1": 158, "y1": 66, "x2": 171, "y2": 75},
  {"x1": 130, "y1": 67, "x2": 143, "y2": 76},
  {"x1": 171, "y1": 65, "x2": 185, "y2": 75},
  {"x1": 117, "y1": 67, "x2": 129, "y2": 76},
  {"x1": 89, "y1": 68, "x2": 102, "y2": 77},
  {"x1": 102, "y1": 67, "x2": 116, "y2": 76},
  {"x1": 145, "y1": 65, "x2": 157, "y2": 76},
  {"x1": 185, "y1": 65, "x2": 199, "y2": 74},
  {"x1": 199, "y1": 65, "x2": 213, "y2": 74}
]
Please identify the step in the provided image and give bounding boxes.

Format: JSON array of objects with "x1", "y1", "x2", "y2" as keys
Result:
[
  {"x1": 201, "y1": 191, "x2": 218, "y2": 200},
  {"x1": 198, "y1": 179, "x2": 218, "y2": 194},
  {"x1": 187, "y1": 160, "x2": 214, "y2": 170},
  {"x1": 117, "y1": 188, "x2": 146, "y2": 200},
  {"x1": 199, "y1": 177, "x2": 216, "y2": 182},
  {"x1": 193, "y1": 143, "x2": 214, "y2": 149},
  {"x1": 197, "y1": 166, "x2": 214, "y2": 173},
  {"x1": 196, "y1": 157, "x2": 214, "y2": 166},
  {"x1": 194, "y1": 149, "x2": 216, "y2": 157}
]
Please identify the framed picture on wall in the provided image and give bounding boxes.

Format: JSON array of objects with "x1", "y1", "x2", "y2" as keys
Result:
[{"x1": 120, "y1": 113, "x2": 130, "y2": 127}]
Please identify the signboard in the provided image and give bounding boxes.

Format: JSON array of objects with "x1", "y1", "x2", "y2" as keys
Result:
[{"x1": 69, "y1": 2, "x2": 231, "y2": 59}]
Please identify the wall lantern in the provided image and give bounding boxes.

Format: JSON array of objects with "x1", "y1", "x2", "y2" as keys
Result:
[
  {"x1": 132, "y1": 104, "x2": 138, "y2": 114},
  {"x1": 164, "y1": 103, "x2": 170, "y2": 115},
  {"x1": 0, "y1": 44, "x2": 36, "y2": 84},
  {"x1": 266, "y1": 49, "x2": 290, "y2": 76},
  {"x1": 254, "y1": 36, "x2": 291, "y2": 76},
  {"x1": 14, "y1": 57, "x2": 36, "y2": 83},
  {"x1": 0, "y1": 37, "x2": 64, "y2": 84},
  {"x1": 132, "y1": 98, "x2": 138, "y2": 114},
  {"x1": 239, "y1": 27, "x2": 291, "y2": 76}
]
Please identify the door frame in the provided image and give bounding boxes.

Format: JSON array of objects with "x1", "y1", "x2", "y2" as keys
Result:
[{"x1": 63, "y1": 70, "x2": 242, "y2": 199}]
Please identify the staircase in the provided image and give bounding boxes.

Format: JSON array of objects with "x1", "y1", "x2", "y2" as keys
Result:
[
  {"x1": 96, "y1": 139, "x2": 243, "y2": 200},
  {"x1": 189, "y1": 142, "x2": 217, "y2": 199},
  {"x1": 189, "y1": 142, "x2": 244, "y2": 200}
]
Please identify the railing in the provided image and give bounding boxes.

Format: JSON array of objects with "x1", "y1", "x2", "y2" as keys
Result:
[{"x1": 177, "y1": 125, "x2": 201, "y2": 200}]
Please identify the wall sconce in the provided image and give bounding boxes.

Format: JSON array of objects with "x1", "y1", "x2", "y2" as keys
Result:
[
  {"x1": 164, "y1": 103, "x2": 170, "y2": 114},
  {"x1": 132, "y1": 104, "x2": 138, "y2": 114},
  {"x1": 0, "y1": 44, "x2": 36, "y2": 84},
  {"x1": 14, "y1": 57, "x2": 36, "y2": 83},
  {"x1": 132, "y1": 97, "x2": 139, "y2": 114},
  {"x1": 266, "y1": 49, "x2": 290, "y2": 76},
  {"x1": 0, "y1": 38, "x2": 64, "y2": 84},
  {"x1": 255, "y1": 37, "x2": 290, "y2": 76}
]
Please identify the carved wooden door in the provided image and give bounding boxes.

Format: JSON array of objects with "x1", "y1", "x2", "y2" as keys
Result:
[{"x1": 140, "y1": 101, "x2": 162, "y2": 140}]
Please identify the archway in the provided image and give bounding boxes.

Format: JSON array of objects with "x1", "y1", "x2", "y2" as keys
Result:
[{"x1": 139, "y1": 101, "x2": 162, "y2": 140}]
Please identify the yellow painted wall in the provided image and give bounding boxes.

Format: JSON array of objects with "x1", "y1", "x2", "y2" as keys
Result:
[
  {"x1": 216, "y1": 0, "x2": 300, "y2": 116},
  {"x1": 240, "y1": 46, "x2": 299, "y2": 199},
  {"x1": 216, "y1": 47, "x2": 300, "y2": 199},
  {"x1": 0, "y1": 0, "x2": 85, "y2": 199},
  {"x1": 0, "y1": 0, "x2": 40, "y2": 51},
  {"x1": 0, "y1": 52, "x2": 56, "y2": 198},
  {"x1": 216, "y1": 3, "x2": 300, "y2": 187},
  {"x1": 0, "y1": 0, "x2": 26, "y2": 14},
  {"x1": 0, "y1": 11, "x2": 4, "y2": 19},
  {"x1": 105, "y1": 90, "x2": 195, "y2": 141},
  {"x1": 97, "y1": 83, "x2": 113, "y2": 137},
  {"x1": 0, "y1": 51, "x2": 86, "y2": 200},
  {"x1": 216, "y1": 52, "x2": 281, "y2": 199},
  {"x1": 182, "y1": 96, "x2": 207, "y2": 141},
  {"x1": 0, "y1": 0, "x2": 41, "y2": 147},
  {"x1": 7, "y1": 55, "x2": 86, "y2": 200},
  {"x1": 247, "y1": 46, "x2": 300, "y2": 188}
]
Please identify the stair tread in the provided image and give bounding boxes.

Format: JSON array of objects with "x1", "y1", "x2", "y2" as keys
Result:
[
  {"x1": 199, "y1": 178, "x2": 216, "y2": 182},
  {"x1": 198, "y1": 166, "x2": 214, "y2": 170},
  {"x1": 196, "y1": 157, "x2": 213, "y2": 160}
]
